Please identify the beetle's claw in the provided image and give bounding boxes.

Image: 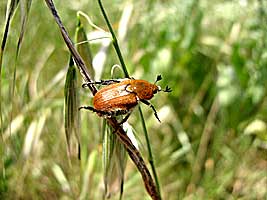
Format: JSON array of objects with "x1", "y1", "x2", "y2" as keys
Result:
[
  {"x1": 154, "y1": 113, "x2": 161, "y2": 123},
  {"x1": 82, "y1": 83, "x2": 89, "y2": 88},
  {"x1": 149, "y1": 103, "x2": 161, "y2": 122},
  {"x1": 163, "y1": 85, "x2": 172, "y2": 93}
]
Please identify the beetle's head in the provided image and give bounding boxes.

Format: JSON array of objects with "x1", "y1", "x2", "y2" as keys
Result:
[{"x1": 154, "y1": 75, "x2": 172, "y2": 94}]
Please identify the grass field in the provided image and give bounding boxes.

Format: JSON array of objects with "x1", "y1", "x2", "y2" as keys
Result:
[{"x1": 0, "y1": 0, "x2": 267, "y2": 199}]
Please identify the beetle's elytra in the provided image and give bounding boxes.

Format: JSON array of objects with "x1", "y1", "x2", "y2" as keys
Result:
[{"x1": 79, "y1": 75, "x2": 171, "y2": 123}]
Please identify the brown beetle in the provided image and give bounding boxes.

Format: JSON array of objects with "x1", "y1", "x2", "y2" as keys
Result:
[{"x1": 79, "y1": 75, "x2": 171, "y2": 123}]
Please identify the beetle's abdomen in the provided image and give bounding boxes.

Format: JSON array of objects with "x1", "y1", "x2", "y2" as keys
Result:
[{"x1": 93, "y1": 83, "x2": 138, "y2": 112}]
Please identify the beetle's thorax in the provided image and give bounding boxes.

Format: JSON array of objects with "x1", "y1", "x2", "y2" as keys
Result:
[{"x1": 127, "y1": 79, "x2": 158, "y2": 100}]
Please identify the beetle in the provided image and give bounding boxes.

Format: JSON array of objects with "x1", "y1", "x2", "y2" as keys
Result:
[{"x1": 79, "y1": 75, "x2": 171, "y2": 123}]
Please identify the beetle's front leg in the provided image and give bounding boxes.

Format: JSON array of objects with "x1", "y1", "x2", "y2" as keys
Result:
[
  {"x1": 82, "y1": 79, "x2": 121, "y2": 88},
  {"x1": 140, "y1": 99, "x2": 161, "y2": 122}
]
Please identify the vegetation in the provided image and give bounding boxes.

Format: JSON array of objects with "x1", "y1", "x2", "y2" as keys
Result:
[{"x1": 1, "y1": 0, "x2": 266, "y2": 199}]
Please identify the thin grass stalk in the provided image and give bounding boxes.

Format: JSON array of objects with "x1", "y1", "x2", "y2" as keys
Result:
[
  {"x1": 97, "y1": 0, "x2": 129, "y2": 78},
  {"x1": 9, "y1": 0, "x2": 32, "y2": 151},
  {"x1": 0, "y1": 0, "x2": 20, "y2": 137},
  {"x1": 139, "y1": 106, "x2": 162, "y2": 199},
  {"x1": 188, "y1": 97, "x2": 219, "y2": 192}
]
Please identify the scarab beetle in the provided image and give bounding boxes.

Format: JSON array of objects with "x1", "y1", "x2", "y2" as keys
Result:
[{"x1": 79, "y1": 75, "x2": 171, "y2": 123}]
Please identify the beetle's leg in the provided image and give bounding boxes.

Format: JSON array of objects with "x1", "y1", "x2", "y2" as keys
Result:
[
  {"x1": 112, "y1": 112, "x2": 132, "y2": 134},
  {"x1": 162, "y1": 85, "x2": 172, "y2": 93},
  {"x1": 79, "y1": 106, "x2": 109, "y2": 116},
  {"x1": 79, "y1": 106, "x2": 130, "y2": 119},
  {"x1": 140, "y1": 99, "x2": 161, "y2": 122},
  {"x1": 118, "y1": 112, "x2": 131, "y2": 125},
  {"x1": 79, "y1": 105, "x2": 95, "y2": 111},
  {"x1": 82, "y1": 79, "x2": 121, "y2": 88}
]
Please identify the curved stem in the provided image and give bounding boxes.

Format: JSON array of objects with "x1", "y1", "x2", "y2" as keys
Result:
[{"x1": 109, "y1": 118, "x2": 160, "y2": 200}]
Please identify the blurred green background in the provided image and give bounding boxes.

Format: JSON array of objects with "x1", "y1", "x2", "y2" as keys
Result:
[{"x1": 1, "y1": 0, "x2": 267, "y2": 199}]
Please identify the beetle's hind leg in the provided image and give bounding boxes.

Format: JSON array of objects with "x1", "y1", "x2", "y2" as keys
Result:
[
  {"x1": 140, "y1": 99, "x2": 161, "y2": 122},
  {"x1": 79, "y1": 106, "x2": 130, "y2": 120},
  {"x1": 118, "y1": 112, "x2": 131, "y2": 125},
  {"x1": 112, "y1": 112, "x2": 132, "y2": 134},
  {"x1": 79, "y1": 106, "x2": 108, "y2": 116},
  {"x1": 79, "y1": 105, "x2": 98, "y2": 112}
]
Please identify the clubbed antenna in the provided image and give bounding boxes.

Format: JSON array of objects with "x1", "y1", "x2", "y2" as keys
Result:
[{"x1": 155, "y1": 75, "x2": 162, "y2": 84}]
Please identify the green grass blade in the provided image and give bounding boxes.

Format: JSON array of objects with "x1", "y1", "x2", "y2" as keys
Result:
[
  {"x1": 79, "y1": 150, "x2": 98, "y2": 200},
  {"x1": 9, "y1": 0, "x2": 32, "y2": 143},
  {"x1": 0, "y1": 0, "x2": 20, "y2": 138},
  {"x1": 52, "y1": 164, "x2": 73, "y2": 196},
  {"x1": 116, "y1": 125, "x2": 130, "y2": 200},
  {"x1": 102, "y1": 122, "x2": 127, "y2": 199},
  {"x1": 16, "y1": 0, "x2": 32, "y2": 54},
  {"x1": 64, "y1": 57, "x2": 80, "y2": 161},
  {"x1": 75, "y1": 15, "x2": 95, "y2": 80},
  {"x1": 102, "y1": 124, "x2": 116, "y2": 198},
  {"x1": 13, "y1": 0, "x2": 32, "y2": 100}
]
